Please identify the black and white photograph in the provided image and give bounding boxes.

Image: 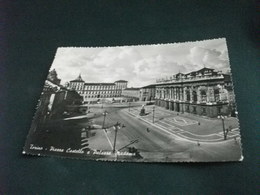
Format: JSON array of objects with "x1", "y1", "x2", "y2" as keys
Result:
[{"x1": 23, "y1": 38, "x2": 243, "y2": 162}]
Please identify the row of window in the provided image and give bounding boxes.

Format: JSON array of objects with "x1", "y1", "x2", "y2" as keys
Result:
[
  {"x1": 185, "y1": 106, "x2": 222, "y2": 115},
  {"x1": 84, "y1": 94, "x2": 121, "y2": 98},
  {"x1": 70, "y1": 83, "x2": 128, "y2": 90},
  {"x1": 78, "y1": 91, "x2": 121, "y2": 95},
  {"x1": 84, "y1": 85, "x2": 116, "y2": 90}
]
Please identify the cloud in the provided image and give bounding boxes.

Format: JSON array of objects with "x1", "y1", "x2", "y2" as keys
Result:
[
  {"x1": 50, "y1": 39, "x2": 231, "y2": 87},
  {"x1": 188, "y1": 46, "x2": 229, "y2": 72}
]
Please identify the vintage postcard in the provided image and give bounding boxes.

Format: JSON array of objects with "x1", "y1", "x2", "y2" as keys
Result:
[{"x1": 23, "y1": 38, "x2": 243, "y2": 162}]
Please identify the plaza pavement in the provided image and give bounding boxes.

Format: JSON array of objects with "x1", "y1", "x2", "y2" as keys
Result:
[{"x1": 124, "y1": 105, "x2": 241, "y2": 142}]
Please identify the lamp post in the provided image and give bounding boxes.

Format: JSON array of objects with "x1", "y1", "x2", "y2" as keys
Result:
[
  {"x1": 218, "y1": 115, "x2": 227, "y2": 140},
  {"x1": 113, "y1": 122, "x2": 122, "y2": 153},
  {"x1": 102, "y1": 111, "x2": 108, "y2": 129},
  {"x1": 152, "y1": 106, "x2": 155, "y2": 123},
  {"x1": 181, "y1": 82, "x2": 184, "y2": 114}
]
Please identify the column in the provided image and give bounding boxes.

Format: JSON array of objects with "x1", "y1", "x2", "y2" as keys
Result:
[
  {"x1": 161, "y1": 88, "x2": 164, "y2": 99},
  {"x1": 171, "y1": 87, "x2": 174, "y2": 100},
  {"x1": 206, "y1": 87, "x2": 210, "y2": 103},
  {"x1": 196, "y1": 87, "x2": 201, "y2": 103},
  {"x1": 166, "y1": 87, "x2": 169, "y2": 99},
  {"x1": 181, "y1": 87, "x2": 184, "y2": 101},
  {"x1": 189, "y1": 88, "x2": 192, "y2": 102},
  {"x1": 183, "y1": 87, "x2": 187, "y2": 102},
  {"x1": 218, "y1": 85, "x2": 224, "y2": 101},
  {"x1": 179, "y1": 88, "x2": 181, "y2": 101},
  {"x1": 207, "y1": 87, "x2": 214, "y2": 103}
]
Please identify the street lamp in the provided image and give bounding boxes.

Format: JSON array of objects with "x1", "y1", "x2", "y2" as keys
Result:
[
  {"x1": 102, "y1": 111, "x2": 108, "y2": 129},
  {"x1": 152, "y1": 105, "x2": 155, "y2": 123},
  {"x1": 218, "y1": 115, "x2": 227, "y2": 140},
  {"x1": 112, "y1": 122, "x2": 124, "y2": 153}
]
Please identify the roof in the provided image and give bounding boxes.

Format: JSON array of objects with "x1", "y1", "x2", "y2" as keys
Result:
[
  {"x1": 197, "y1": 67, "x2": 214, "y2": 71},
  {"x1": 124, "y1": 87, "x2": 140, "y2": 90},
  {"x1": 114, "y1": 80, "x2": 128, "y2": 83},
  {"x1": 70, "y1": 79, "x2": 85, "y2": 82},
  {"x1": 141, "y1": 84, "x2": 157, "y2": 88},
  {"x1": 70, "y1": 74, "x2": 84, "y2": 82},
  {"x1": 185, "y1": 67, "x2": 216, "y2": 77},
  {"x1": 175, "y1": 72, "x2": 185, "y2": 76},
  {"x1": 84, "y1": 83, "x2": 115, "y2": 86}
]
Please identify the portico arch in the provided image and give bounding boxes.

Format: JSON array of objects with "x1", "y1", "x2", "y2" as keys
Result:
[{"x1": 192, "y1": 90, "x2": 197, "y2": 102}]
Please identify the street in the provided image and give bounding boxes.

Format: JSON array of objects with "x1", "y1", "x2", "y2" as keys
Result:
[
  {"x1": 83, "y1": 102, "x2": 242, "y2": 162},
  {"x1": 25, "y1": 102, "x2": 242, "y2": 162}
]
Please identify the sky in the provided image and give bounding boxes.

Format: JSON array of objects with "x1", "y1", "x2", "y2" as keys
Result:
[{"x1": 49, "y1": 38, "x2": 231, "y2": 87}]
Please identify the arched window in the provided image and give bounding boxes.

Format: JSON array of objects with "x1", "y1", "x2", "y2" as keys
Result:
[
  {"x1": 186, "y1": 90, "x2": 190, "y2": 101},
  {"x1": 200, "y1": 90, "x2": 207, "y2": 102},
  {"x1": 192, "y1": 91, "x2": 197, "y2": 102},
  {"x1": 214, "y1": 89, "x2": 220, "y2": 102}
]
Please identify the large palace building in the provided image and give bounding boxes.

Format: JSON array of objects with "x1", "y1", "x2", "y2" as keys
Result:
[
  {"x1": 68, "y1": 74, "x2": 128, "y2": 103},
  {"x1": 154, "y1": 67, "x2": 235, "y2": 118}
]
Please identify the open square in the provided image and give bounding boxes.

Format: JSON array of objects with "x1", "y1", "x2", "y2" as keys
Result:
[{"x1": 23, "y1": 39, "x2": 243, "y2": 162}]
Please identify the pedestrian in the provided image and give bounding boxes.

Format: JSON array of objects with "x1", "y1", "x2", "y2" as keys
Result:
[{"x1": 146, "y1": 128, "x2": 150, "y2": 133}]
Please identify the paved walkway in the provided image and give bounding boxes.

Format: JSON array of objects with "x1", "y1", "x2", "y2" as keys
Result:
[{"x1": 124, "y1": 105, "x2": 240, "y2": 142}]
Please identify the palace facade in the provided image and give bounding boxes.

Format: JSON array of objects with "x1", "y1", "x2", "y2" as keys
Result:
[
  {"x1": 69, "y1": 74, "x2": 128, "y2": 103},
  {"x1": 122, "y1": 87, "x2": 140, "y2": 101},
  {"x1": 154, "y1": 68, "x2": 235, "y2": 118},
  {"x1": 139, "y1": 84, "x2": 156, "y2": 101}
]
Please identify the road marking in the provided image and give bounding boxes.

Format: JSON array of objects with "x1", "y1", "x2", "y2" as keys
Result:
[
  {"x1": 126, "y1": 111, "x2": 190, "y2": 141},
  {"x1": 81, "y1": 146, "x2": 89, "y2": 150},
  {"x1": 165, "y1": 117, "x2": 197, "y2": 126},
  {"x1": 176, "y1": 133, "x2": 224, "y2": 142},
  {"x1": 124, "y1": 109, "x2": 240, "y2": 143},
  {"x1": 81, "y1": 138, "x2": 88, "y2": 142},
  {"x1": 81, "y1": 142, "x2": 89, "y2": 146},
  {"x1": 63, "y1": 115, "x2": 89, "y2": 120},
  {"x1": 136, "y1": 113, "x2": 214, "y2": 137},
  {"x1": 102, "y1": 129, "x2": 114, "y2": 150}
]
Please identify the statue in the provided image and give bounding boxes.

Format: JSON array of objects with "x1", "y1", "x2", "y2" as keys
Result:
[{"x1": 139, "y1": 105, "x2": 146, "y2": 116}]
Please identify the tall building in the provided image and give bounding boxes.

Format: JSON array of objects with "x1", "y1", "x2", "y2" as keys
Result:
[
  {"x1": 68, "y1": 75, "x2": 128, "y2": 103},
  {"x1": 122, "y1": 87, "x2": 140, "y2": 101},
  {"x1": 139, "y1": 84, "x2": 156, "y2": 101},
  {"x1": 154, "y1": 67, "x2": 235, "y2": 118},
  {"x1": 68, "y1": 74, "x2": 85, "y2": 95}
]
